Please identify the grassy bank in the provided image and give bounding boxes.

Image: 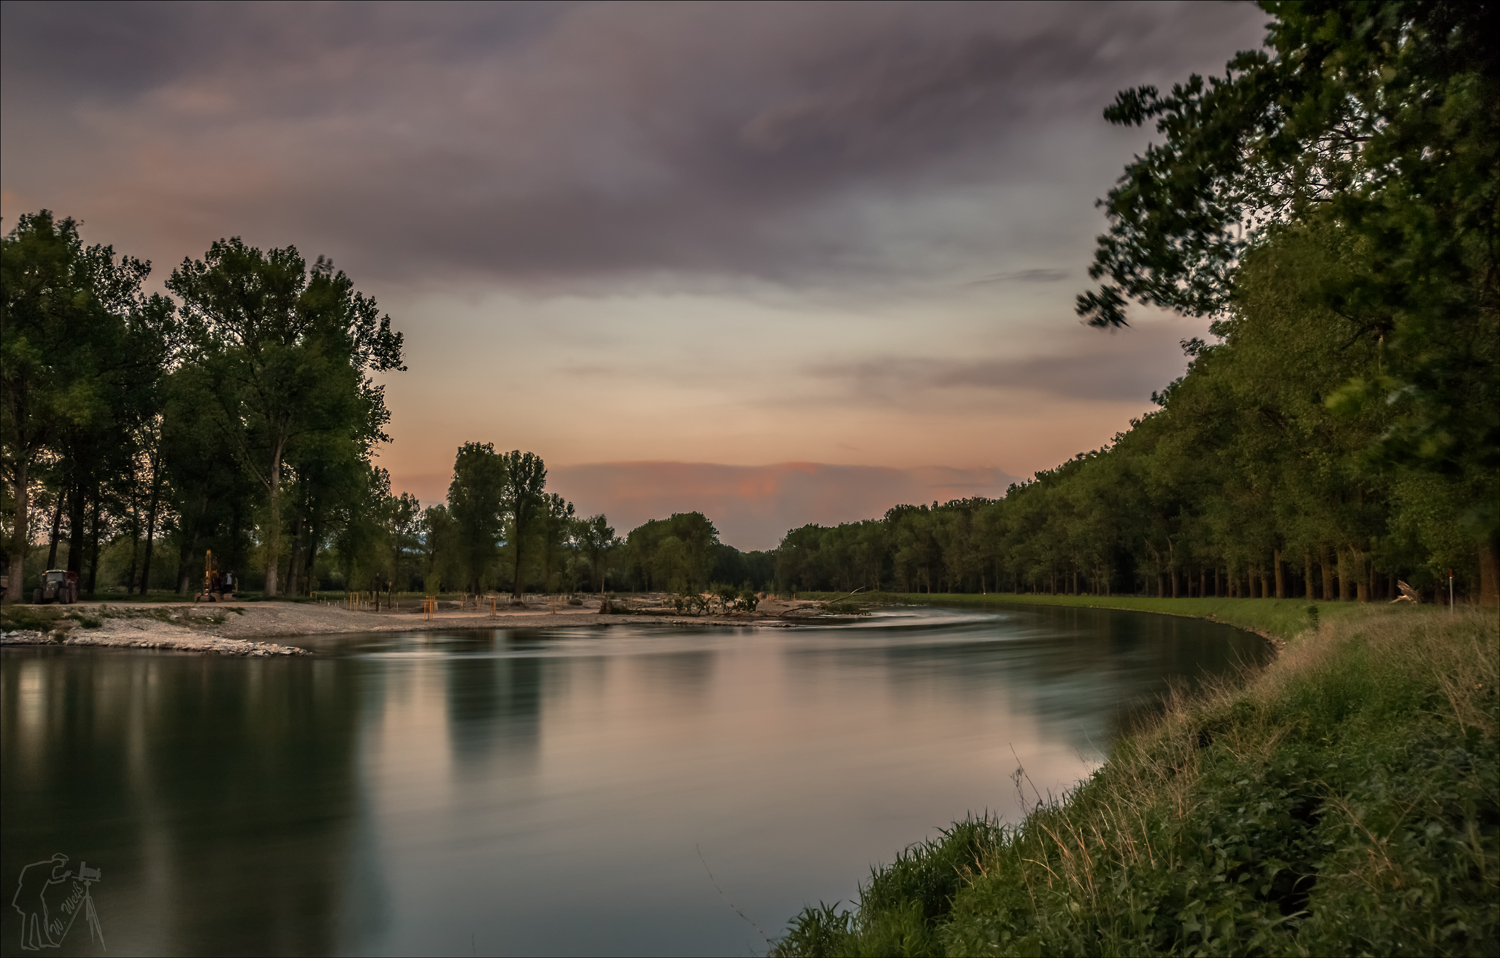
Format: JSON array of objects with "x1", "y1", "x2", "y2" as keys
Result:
[{"x1": 774, "y1": 603, "x2": 1499, "y2": 956}]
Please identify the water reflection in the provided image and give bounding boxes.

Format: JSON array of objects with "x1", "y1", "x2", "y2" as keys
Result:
[
  {"x1": 1, "y1": 607, "x2": 1266, "y2": 957},
  {"x1": 1, "y1": 652, "x2": 364, "y2": 957}
]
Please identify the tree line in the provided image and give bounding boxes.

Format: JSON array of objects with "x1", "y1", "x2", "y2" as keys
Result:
[
  {"x1": 5, "y1": 5, "x2": 1493, "y2": 606},
  {"x1": 2, "y1": 214, "x2": 405, "y2": 598},
  {"x1": 781, "y1": 1, "x2": 1498, "y2": 607},
  {"x1": 416, "y1": 447, "x2": 773, "y2": 597}
]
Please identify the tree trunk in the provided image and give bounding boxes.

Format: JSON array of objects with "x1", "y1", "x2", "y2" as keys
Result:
[
  {"x1": 140, "y1": 466, "x2": 162, "y2": 594},
  {"x1": 178, "y1": 537, "x2": 196, "y2": 595},
  {"x1": 1274, "y1": 547, "x2": 1286, "y2": 599},
  {"x1": 86, "y1": 494, "x2": 100, "y2": 597},
  {"x1": 1481, "y1": 538, "x2": 1499, "y2": 608},
  {"x1": 286, "y1": 515, "x2": 305, "y2": 597},
  {"x1": 512, "y1": 536, "x2": 525, "y2": 600},
  {"x1": 46, "y1": 490, "x2": 64, "y2": 569},
  {"x1": 125, "y1": 484, "x2": 140, "y2": 595},
  {"x1": 1304, "y1": 552, "x2": 1314, "y2": 600},
  {"x1": 1321, "y1": 545, "x2": 1336, "y2": 602},
  {"x1": 305, "y1": 515, "x2": 322, "y2": 596},
  {"x1": 9, "y1": 457, "x2": 29, "y2": 592},
  {"x1": 264, "y1": 442, "x2": 284, "y2": 597},
  {"x1": 1214, "y1": 567, "x2": 1221, "y2": 597},
  {"x1": 1339, "y1": 548, "x2": 1355, "y2": 601},
  {"x1": 67, "y1": 481, "x2": 85, "y2": 575}
]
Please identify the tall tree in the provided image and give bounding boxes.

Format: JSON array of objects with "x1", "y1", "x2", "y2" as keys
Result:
[
  {"x1": 499, "y1": 450, "x2": 547, "y2": 598},
  {"x1": 168, "y1": 241, "x2": 404, "y2": 596},
  {"x1": 2, "y1": 211, "x2": 173, "y2": 591},
  {"x1": 574, "y1": 515, "x2": 618, "y2": 594},
  {"x1": 1078, "y1": 1, "x2": 1499, "y2": 603},
  {"x1": 447, "y1": 442, "x2": 507, "y2": 593}
]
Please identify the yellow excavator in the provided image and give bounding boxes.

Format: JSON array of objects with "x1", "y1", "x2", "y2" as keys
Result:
[{"x1": 193, "y1": 550, "x2": 236, "y2": 602}]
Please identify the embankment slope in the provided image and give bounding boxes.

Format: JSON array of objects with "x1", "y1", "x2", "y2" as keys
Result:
[{"x1": 774, "y1": 601, "x2": 1499, "y2": 957}]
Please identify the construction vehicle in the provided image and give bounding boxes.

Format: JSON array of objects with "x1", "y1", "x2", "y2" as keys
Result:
[
  {"x1": 33, "y1": 569, "x2": 79, "y2": 605},
  {"x1": 194, "y1": 550, "x2": 236, "y2": 602}
]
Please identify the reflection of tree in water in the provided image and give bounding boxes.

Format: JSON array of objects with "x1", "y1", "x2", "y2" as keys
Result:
[
  {"x1": 631, "y1": 650, "x2": 716, "y2": 707},
  {"x1": 856, "y1": 607, "x2": 1269, "y2": 754},
  {"x1": 445, "y1": 656, "x2": 542, "y2": 772},
  {"x1": 0, "y1": 651, "x2": 365, "y2": 955}
]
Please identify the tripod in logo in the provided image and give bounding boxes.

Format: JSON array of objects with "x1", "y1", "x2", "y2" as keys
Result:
[{"x1": 10, "y1": 853, "x2": 105, "y2": 951}]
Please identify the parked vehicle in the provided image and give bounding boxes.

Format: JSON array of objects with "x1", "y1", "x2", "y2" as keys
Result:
[{"x1": 32, "y1": 569, "x2": 78, "y2": 605}]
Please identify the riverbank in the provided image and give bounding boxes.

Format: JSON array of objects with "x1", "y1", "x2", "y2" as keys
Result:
[
  {"x1": 0, "y1": 594, "x2": 821, "y2": 655},
  {"x1": 774, "y1": 603, "x2": 1499, "y2": 956},
  {"x1": 799, "y1": 590, "x2": 1386, "y2": 651}
]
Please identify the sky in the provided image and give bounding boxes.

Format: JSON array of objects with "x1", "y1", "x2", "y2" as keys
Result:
[{"x1": 0, "y1": 1, "x2": 1269, "y2": 550}]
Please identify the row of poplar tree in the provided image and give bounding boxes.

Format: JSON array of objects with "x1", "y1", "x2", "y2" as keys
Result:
[{"x1": 779, "y1": 3, "x2": 1498, "y2": 606}]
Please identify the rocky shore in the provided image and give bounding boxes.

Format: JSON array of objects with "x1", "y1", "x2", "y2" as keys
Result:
[{"x1": 0, "y1": 594, "x2": 831, "y2": 655}]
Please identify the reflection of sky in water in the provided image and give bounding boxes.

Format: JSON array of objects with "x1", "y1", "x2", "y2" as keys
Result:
[{"x1": 0, "y1": 608, "x2": 1265, "y2": 957}]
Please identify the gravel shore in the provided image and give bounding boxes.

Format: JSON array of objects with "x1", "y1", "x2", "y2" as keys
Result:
[{"x1": 0, "y1": 595, "x2": 816, "y2": 655}]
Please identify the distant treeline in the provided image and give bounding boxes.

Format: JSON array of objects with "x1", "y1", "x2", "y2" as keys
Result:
[{"x1": 774, "y1": 221, "x2": 1494, "y2": 603}]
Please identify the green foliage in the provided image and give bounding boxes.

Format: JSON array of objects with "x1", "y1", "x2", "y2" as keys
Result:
[
  {"x1": 448, "y1": 442, "x2": 508, "y2": 591},
  {"x1": 166, "y1": 238, "x2": 404, "y2": 596},
  {"x1": 499, "y1": 449, "x2": 548, "y2": 597},
  {"x1": 574, "y1": 514, "x2": 620, "y2": 593},
  {"x1": 622, "y1": 512, "x2": 720, "y2": 593},
  {"x1": 773, "y1": 609, "x2": 1500, "y2": 957},
  {"x1": 1077, "y1": 0, "x2": 1498, "y2": 598}
]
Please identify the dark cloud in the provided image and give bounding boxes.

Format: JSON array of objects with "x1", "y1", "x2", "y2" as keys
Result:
[
  {"x1": 805, "y1": 321, "x2": 1201, "y2": 404},
  {"x1": 968, "y1": 268, "x2": 1070, "y2": 284},
  {"x1": 2, "y1": 1, "x2": 1267, "y2": 291}
]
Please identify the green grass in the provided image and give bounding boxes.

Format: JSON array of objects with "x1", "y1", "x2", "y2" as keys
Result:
[
  {"x1": 798, "y1": 592, "x2": 1384, "y2": 645},
  {"x1": 0, "y1": 603, "x2": 102, "y2": 634},
  {"x1": 774, "y1": 605, "x2": 1499, "y2": 956}
]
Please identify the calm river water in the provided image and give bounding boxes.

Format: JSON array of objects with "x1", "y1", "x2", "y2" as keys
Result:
[{"x1": 1, "y1": 605, "x2": 1266, "y2": 957}]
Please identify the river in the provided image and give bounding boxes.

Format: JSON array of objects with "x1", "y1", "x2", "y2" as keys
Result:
[{"x1": 1, "y1": 604, "x2": 1267, "y2": 957}]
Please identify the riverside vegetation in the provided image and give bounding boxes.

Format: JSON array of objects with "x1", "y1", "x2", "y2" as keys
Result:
[
  {"x1": 773, "y1": 4, "x2": 1498, "y2": 955},
  {"x1": 772, "y1": 603, "x2": 1498, "y2": 957}
]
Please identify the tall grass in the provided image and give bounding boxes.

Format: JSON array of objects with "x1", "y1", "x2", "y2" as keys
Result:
[{"x1": 773, "y1": 608, "x2": 1499, "y2": 956}]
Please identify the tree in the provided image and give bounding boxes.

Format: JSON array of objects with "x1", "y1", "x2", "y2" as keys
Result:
[
  {"x1": 1078, "y1": 1, "x2": 1499, "y2": 603},
  {"x1": 537, "y1": 493, "x2": 576, "y2": 593},
  {"x1": 167, "y1": 240, "x2": 403, "y2": 596},
  {"x1": 574, "y1": 514, "x2": 618, "y2": 593},
  {"x1": 498, "y1": 450, "x2": 547, "y2": 598},
  {"x1": 2, "y1": 211, "x2": 176, "y2": 593},
  {"x1": 447, "y1": 442, "x2": 507, "y2": 593}
]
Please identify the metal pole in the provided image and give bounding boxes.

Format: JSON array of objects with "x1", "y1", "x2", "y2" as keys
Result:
[{"x1": 1449, "y1": 569, "x2": 1455, "y2": 613}]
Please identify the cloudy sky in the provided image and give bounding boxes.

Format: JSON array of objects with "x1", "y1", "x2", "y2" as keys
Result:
[{"x1": 1, "y1": 1, "x2": 1267, "y2": 549}]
